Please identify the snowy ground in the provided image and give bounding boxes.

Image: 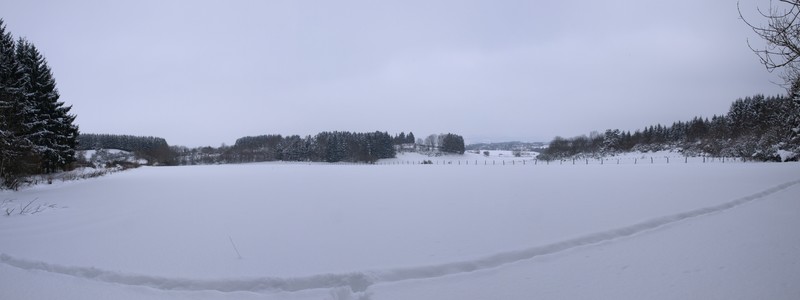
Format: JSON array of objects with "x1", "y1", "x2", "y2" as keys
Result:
[{"x1": 0, "y1": 157, "x2": 798, "y2": 299}]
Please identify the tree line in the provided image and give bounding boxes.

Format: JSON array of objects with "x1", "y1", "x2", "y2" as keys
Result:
[
  {"x1": 0, "y1": 19, "x2": 79, "y2": 188},
  {"x1": 175, "y1": 131, "x2": 397, "y2": 165},
  {"x1": 77, "y1": 133, "x2": 173, "y2": 165},
  {"x1": 229, "y1": 131, "x2": 395, "y2": 163},
  {"x1": 174, "y1": 131, "x2": 466, "y2": 165},
  {"x1": 539, "y1": 94, "x2": 800, "y2": 161}
]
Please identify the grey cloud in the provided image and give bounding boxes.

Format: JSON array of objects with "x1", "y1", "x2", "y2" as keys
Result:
[{"x1": 0, "y1": 0, "x2": 784, "y2": 146}]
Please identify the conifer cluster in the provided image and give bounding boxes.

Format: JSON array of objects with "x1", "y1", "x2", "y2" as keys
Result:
[{"x1": 1, "y1": 19, "x2": 79, "y2": 188}]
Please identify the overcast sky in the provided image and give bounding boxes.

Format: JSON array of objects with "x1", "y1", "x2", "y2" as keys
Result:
[{"x1": 0, "y1": 0, "x2": 785, "y2": 147}]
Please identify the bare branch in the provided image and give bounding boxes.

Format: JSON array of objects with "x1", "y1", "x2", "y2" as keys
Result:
[{"x1": 740, "y1": 0, "x2": 800, "y2": 93}]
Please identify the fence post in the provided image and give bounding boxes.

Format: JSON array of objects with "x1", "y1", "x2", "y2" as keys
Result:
[
  {"x1": 635, "y1": 158, "x2": 637, "y2": 164},
  {"x1": 585, "y1": 159, "x2": 588, "y2": 165},
  {"x1": 666, "y1": 157, "x2": 669, "y2": 164},
  {"x1": 650, "y1": 157, "x2": 653, "y2": 164}
]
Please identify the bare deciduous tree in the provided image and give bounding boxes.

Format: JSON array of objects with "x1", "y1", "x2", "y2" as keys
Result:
[
  {"x1": 740, "y1": 0, "x2": 800, "y2": 95},
  {"x1": 741, "y1": 1, "x2": 800, "y2": 150}
]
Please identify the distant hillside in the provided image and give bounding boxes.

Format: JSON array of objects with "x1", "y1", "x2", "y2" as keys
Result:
[
  {"x1": 77, "y1": 134, "x2": 173, "y2": 165},
  {"x1": 466, "y1": 141, "x2": 546, "y2": 151},
  {"x1": 537, "y1": 94, "x2": 799, "y2": 162}
]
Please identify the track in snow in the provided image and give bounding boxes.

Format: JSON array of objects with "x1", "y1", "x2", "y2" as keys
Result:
[{"x1": 2, "y1": 179, "x2": 798, "y2": 293}]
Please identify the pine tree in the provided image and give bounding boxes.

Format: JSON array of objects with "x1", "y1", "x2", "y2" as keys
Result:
[
  {"x1": 0, "y1": 19, "x2": 18, "y2": 174},
  {"x1": 1, "y1": 20, "x2": 79, "y2": 187},
  {"x1": 16, "y1": 38, "x2": 79, "y2": 172},
  {"x1": 0, "y1": 19, "x2": 34, "y2": 187},
  {"x1": 396, "y1": 132, "x2": 405, "y2": 145}
]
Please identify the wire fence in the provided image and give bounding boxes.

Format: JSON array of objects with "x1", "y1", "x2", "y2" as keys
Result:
[
  {"x1": 372, "y1": 156, "x2": 752, "y2": 166},
  {"x1": 224, "y1": 156, "x2": 758, "y2": 167}
]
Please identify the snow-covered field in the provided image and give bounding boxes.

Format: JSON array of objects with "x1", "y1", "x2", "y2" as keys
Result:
[{"x1": 1, "y1": 156, "x2": 798, "y2": 299}]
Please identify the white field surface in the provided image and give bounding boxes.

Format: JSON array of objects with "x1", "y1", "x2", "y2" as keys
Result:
[{"x1": 1, "y1": 154, "x2": 799, "y2": 299}]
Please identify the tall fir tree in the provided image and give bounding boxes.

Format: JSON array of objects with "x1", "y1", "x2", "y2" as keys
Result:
[
  {"x1": 0, "y1": 19, "x2": 33, "y2": 185},
  {"x1": 0, "y1": 19, "x2": 15, "y2": 177},
  {"x1": 16, "y1": 39, "x2": 78, "y2": 172},
  {"x1": 0, "y1": 19, "x2": 79, "y2": 188}
]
